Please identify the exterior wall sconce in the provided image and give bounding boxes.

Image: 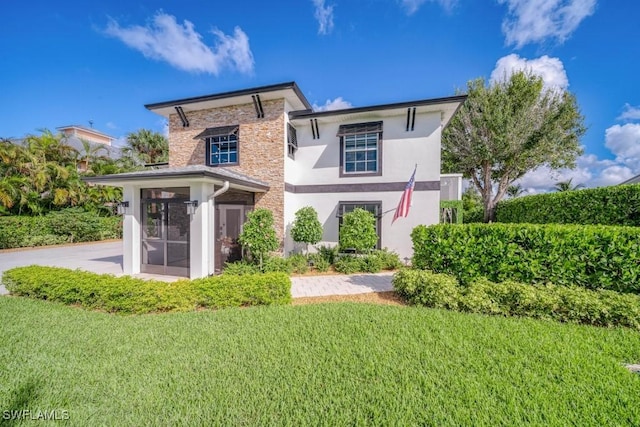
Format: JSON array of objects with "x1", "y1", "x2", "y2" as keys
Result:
[
  {"x1": 185, "y1": 200, "x2": 198, "y2": 215},
  {"x1": 117, "y1": 201, "x2": 130, "y2": 215}
]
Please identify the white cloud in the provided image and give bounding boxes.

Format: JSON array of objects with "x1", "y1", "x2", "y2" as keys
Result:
[
  {"x1": 515, "y1": 162, "x2": 591, "y2": 193},
  {"x1": 589, "y1": 165, "x2": 634, "y2": 187},
  {"x1": 105, "y1": 12, "x2": 254, "y2": 75},
  {"x1": 312, "y1": 0, "x2": 334, "y2": 35},
  {"x1": 514, "y1": 144, "x2": 637, "y2": 193},
  {"x1": 491, "y1": 54, "x2": 569, "y2": 91},
  {"x1": 617, "y1": 103, "x2": 640, "y2": 122},
  {"x1": 605, "y1": 123, "x2": 640, "y2": 172},
  {"x1": 313, "y1": 97, "x2": 353, "y2": 112},
  {"x1": 401, "y1": 0, "x2": 457, "y2": 15},
  {"x1": 497, "y1": 0, "x2": 596, "y2": 48}
]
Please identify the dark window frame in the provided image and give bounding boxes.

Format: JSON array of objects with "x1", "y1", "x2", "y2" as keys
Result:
[
  {"x1": 338, "y1": 122, "x2": 383, "y2": 178},
  {"x1": 287, "y1": 123, "x2": 298, "y2": 159},
  {"x1": 206, "y1": 132, "x2": 239, "y2": 167},
  {"x1": 337, "y1": 201, "x2": 382, "y2": 249}
]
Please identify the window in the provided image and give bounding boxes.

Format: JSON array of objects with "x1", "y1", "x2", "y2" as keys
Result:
[
  {"x1": 337, "y1": 121, "x2": 382, "y2": 177},
  {"x1": 287, "y1": 123, "x2": 298, "y2": 159},
  {"x1": 337, "y1": 201, "x2": 382, "y2": 249},
  {"x1": 195, "y1": 125, "x2": 239, "y2": 167},
  {"x1": 208, "y1": 134, "x2": 238, "y2": 166}
]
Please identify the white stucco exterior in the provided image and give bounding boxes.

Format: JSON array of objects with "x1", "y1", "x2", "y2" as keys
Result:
[
  {"x1": 88, "y1": 82, "x2": 465, "y2": 278},
  {"x1": 283, "y1": 107, "x2": 446, "y2": 260}
]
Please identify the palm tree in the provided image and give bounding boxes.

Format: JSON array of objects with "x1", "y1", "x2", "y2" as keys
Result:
[
  {"x1": 76, "y1": 139, "x2": 109, "y2": 174},
  {"x1": 554, "y1": 178, "x2": 584, "y2": 192},
  {"x1": 506, "y1": 184, "x2": 525, "y2": 198},
  {"x1": 122, "y1": 129, "x2": 168, "y2": 165}
]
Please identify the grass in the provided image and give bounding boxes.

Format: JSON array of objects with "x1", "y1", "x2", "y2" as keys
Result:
[{"x1": 1, "y1": 296, "x2": 640, "y2": 426}]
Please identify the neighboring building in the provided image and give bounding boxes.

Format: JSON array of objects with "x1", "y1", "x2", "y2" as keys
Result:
[
  {"x1": 57, "y1": 125, "x2": 114, "y2": 146},
  {"x1": 87, "y1": 82, "x2": 466, "y2": 279},
  {"x1": 57, "y1": 125, "x2": 120, "y2": 172}
]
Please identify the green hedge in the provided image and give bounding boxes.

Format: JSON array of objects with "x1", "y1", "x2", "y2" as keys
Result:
[
  {"x1": 411, "y1": 223, "x2": 640, "y2": 294},
  {"x1": 496, "y1": 184, "x2": 640, "y2": 225},
  {"x1": 393, "y1": 269, "x2": 640, "y2": 329},
  {"x1": 0, "y1": 208, "x2": 122, "y2": 249},
  {"x1": 2, "y1": 266, "x2": 291, "y2": 314}
]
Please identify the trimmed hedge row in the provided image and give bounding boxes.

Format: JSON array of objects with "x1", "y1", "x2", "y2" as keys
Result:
[
  {"x1": 2, "y1": 266, "x2": 291, "y2": 314},
  {"x1": 411, "y1": 223, "x2": 640, "y2": 294},
  {"x1": 393, "y1": 269, "x2": 640, "y2": 329},
  {"x1": 0, "y1": 209, "x2": 122, "y2": 249},
  {"x1": 496, "y1": 184, "x2": 640, "y2": 226}
]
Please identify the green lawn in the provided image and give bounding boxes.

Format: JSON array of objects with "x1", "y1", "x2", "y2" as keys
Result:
[{"x1": 1, "y1": 297, "x2": 640, "y2": 426}]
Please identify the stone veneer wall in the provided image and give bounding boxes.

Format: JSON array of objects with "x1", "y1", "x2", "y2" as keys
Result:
[{"x1": 168, "y1": 99, "x2": 286, "y2": 245}]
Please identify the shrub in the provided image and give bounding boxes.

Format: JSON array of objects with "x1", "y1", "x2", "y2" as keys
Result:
[
  {"x1": 316, "y1": 245, "x2": 339, "y2": 265},
  {"x1": 262, "y1": 256, "x2": 294, "y2": 274},
  {"x1": 358, "y1": 254, "x2": 382, "y2": 273},
  {"x1": 191, "y1": 273, "x2": 291, "y2": 308},
  {"x1": 222, "y1": 260, "x2": 262, "y2": 276},
  {"x1": 411, "y1": 223, "x2": 640, "y2": 294},
  {"x1": 334, "y1": 255, "x2": 362, "y2": 274},
  {"x1": 46, "y1": 208, "x2": 121, "y2": 242},
  {"x1": 392, "y1": 270, "x2": 640, "y2": 329},
  {"x1": 0, "y1": 208, "x2": 121, "y2": 249},
  {"x1": 372, "y1": 249, "x2": 403, "y2": 270},
  {"x1": 238, "y1": 208, "x2": 279, "y2": 267},
  {"x1": 3, "y1": 266, "x2": 291, "y2": 314},
  {"x1": 339, "y1": 208, "x2": 378, "y2": 253},
  {"x1": 287, "y1": 254, "x2": 309, "y2": 274},
  {"x1": 392, "y1": 269, "x2": 460, "y2": 309},
  {"x1": 464, "y1": 207, "x2": 484, "y2": 223},
  {"x1": 495, "y1": 184, "x2": 640, "y2": 226},
  {"x1": 290, "y1": 206, "x2": 323, "y2": 253},
  {"x1": 308, "y1": 254, "x2": 330, "y2": 272}
]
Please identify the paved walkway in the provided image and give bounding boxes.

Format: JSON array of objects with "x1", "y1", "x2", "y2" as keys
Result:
[
  {"x1": 290, "y1": 273, "x2": 394, "y2": 297},
  {"x1": 0, "y1": 241, "x2": 395, "y2": 297}
]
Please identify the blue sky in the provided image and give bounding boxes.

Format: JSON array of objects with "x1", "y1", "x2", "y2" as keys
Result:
[{"x1": 2, "y1": 0, "x2": 639, "y2": 190}]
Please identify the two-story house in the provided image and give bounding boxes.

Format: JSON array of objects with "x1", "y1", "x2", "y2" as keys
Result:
[{"x1": 88, "y1": 82, "x2": 465, "y2": 279}]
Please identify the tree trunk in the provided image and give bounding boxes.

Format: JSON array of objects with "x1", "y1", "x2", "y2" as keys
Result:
[{"x1": 484, "y1": 201, "x2": 497, "y2": 223}]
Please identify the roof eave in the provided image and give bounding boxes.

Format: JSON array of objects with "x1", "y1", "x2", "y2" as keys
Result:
[
  {"x1": 144, "y1": 81, "x2": 312, "y2": 112},
  {"x1": 288, "y1": 94, "x2": 468, "y2": 120},
  {"x1": 83, "y1": 171, "x2": 270, "y2": 192}
]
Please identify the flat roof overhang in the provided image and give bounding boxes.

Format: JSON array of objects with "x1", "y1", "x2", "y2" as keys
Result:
[
  {"x1": 83, "y1": 165, "x2": 269, "y2": 193},
  {"x1": 289, "y1": 94, "x2": 468, "y2": 128},
  {"x1": 145, "y1": 82, "x2": 312, "y2": 119}
]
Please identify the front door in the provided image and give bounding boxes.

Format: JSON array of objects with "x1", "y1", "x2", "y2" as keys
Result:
[
  {"x1": 216, "y1": 204, "x2": 250, "y2": 272},
  {"x1": 141, "y1": 188, "x2": 190, "y2": 277}
]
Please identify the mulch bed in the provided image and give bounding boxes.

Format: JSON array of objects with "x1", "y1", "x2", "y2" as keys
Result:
[{"x1": 292, "y1": 291, "x2": 406, "y2": 306}]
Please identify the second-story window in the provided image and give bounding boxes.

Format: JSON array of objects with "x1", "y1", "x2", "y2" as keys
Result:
[
  {"x1": 337, "y1": 121, "x2": 383, "y2": 177},
  {"x1": 195, "y1": 125, "x2": 239, "y2": 167},
  {"x1": 208, "y1": 134, "x2": 238, "y2": 165},
  {"x1": 287, "y1": 123, "x2": 298, "y2": 159}
]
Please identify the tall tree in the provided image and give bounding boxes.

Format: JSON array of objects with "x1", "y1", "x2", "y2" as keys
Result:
[
  {"x1": 442, "y1": 71, "x2": 585, "y2": 222},
  {"x1": 122, "y1": 129, "x2": 168, "y2": 165}
]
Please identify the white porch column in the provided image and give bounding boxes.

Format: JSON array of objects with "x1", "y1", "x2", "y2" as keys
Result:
[
  {"x1": 190, "y1": 182, "x2": 215, "y2": 279},
  {"x1": 122, "y1": 185, "x2": 140, "y2": 275}
]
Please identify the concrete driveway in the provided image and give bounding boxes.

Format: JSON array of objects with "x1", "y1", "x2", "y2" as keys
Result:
[
  {"x1": 0, "y1": 241, "x2": 123, "y2": 294},
  {"x1": 0, "y1": 241, "x2": 395, "y2": 297}
]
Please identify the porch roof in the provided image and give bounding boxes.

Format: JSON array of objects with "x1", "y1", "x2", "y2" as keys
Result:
[{"x1": 83, "y1": 165, "x2": 270, "y2": 192}]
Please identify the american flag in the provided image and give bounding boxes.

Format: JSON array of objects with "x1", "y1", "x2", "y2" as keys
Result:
[{"x1": 392, "y1": 166, "x2": 416, "y2": 224}]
